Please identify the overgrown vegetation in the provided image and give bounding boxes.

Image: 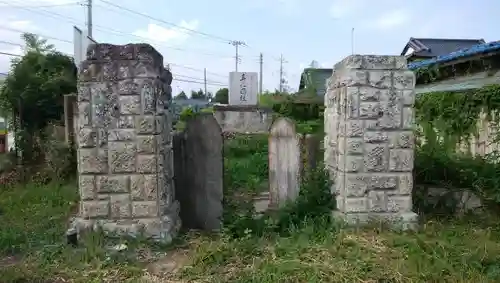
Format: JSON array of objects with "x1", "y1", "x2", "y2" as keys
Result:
[
  {"x1": 416, "y1": 84, "x2": 500, "y2": 145},
  {"x1": 3, "y1": 35, "x2": 500, "y2": 281},
  {"x1": 0, "y1": 32, "x2": 77, "y2": 185},
  {"x1": 413, "y1": 84, "x2": 500, "y2": 216}
]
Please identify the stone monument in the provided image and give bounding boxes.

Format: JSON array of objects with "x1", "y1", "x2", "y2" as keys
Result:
[
  {"x1": 70, "y1": 43, "x2": 180, "y2": 242},
  {"x1": 324, "y1": 55, "x2": 418, "y2": 229}
]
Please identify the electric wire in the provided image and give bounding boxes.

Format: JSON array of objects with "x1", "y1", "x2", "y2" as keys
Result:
[{"x1": 96, "y1": 0, "x2": 232, "y2": 43}]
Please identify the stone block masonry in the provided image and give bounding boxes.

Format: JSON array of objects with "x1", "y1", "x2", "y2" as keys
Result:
[
  {"x1": 71, "y1": 43, "x2": 180, "y2": 242},
  {"x1": 325, "y1": 55, "x2": 418, "y2": 229}
]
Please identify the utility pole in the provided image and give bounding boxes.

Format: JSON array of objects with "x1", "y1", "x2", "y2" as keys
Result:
[
  {"x1": 279, "y1": 54, "x2": 287, "y2": 93},
  {"x1": 229, "y1": 40, "x2": 245, "y2": 72},
  {"x1": 87, "y1": 0, "x2": 93, "y2": 38},
  {"x1": 203, "y1": 68, "x2": 208, "y2": 98},
  {"x1": 351, "y1": 27, "x2": 354, "y2": 55},
  {"x1": 259, "y1": 53, "x2": 263, "y2": 94}
]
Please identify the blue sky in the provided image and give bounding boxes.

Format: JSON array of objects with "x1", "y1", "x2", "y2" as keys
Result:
[{"x1": 0, "y1": 0, "x2": 498, "y2": 96}]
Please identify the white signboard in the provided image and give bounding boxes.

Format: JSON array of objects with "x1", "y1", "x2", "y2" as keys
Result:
[
  {"x1": 229, "y1": 72, "x2": 258, "y2": 105},
  {"x1": 73, "y1": 26, "x2": 97, "y2": 70}
]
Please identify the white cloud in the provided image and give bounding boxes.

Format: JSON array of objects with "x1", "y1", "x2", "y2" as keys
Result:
[
  {"x1": 372, "y1": 9, "x2": 411, "y2": 30},
  {"x1": 276, "y1": 0, "x2": 301, "y2": 16},
  {"x1": 329, "y1": 0, "x2": 364, "y2": 18},
  {"x1": 133, "y1": 20, "x2": 200, "y2": 44}
]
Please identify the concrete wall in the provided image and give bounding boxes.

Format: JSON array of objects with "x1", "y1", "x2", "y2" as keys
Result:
[
  {"x1": 71, "y1": 43, "x2": 180, "y2": 242},
  {"x1": 415, "y1": 69, "x2": 500, "y2": 94},
  {"x1": 324, "y1": 55, "x2": 417, "y2": 229}
]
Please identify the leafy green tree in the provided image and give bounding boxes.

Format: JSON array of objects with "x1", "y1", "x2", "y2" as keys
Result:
[
  {"x1": 175, "y1": 91, "x2": 188, "y2": 100},
  {"x1": 22, "y1": 33, "x2": 55, "y2": 53},
  {"x1": 0, "y1": 33, "x2": 76, "y2": 161},
  {"x1": 191, "y1": 89, "x2": 206, "y2": 100},
  {"x1": 214, "y1": 88, "x2": 228, "y2": 104}
]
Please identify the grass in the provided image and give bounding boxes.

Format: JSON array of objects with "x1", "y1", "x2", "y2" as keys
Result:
[
  {"x1": 2, "y1": 182, "x2": 500, "y2": 282},
  {"x1": 180, "y1": 216, "x2": 500, "y2": 282},
  {"x1": 0, "y1": 182, "x2": 185, "y2": 282},
  {"x1": 2, "y1": 133, "x2": 500, "y2": 282}
]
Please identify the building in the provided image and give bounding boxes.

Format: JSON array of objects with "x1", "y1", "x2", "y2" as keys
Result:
[
  {"x1": 401, "y1": 37, "x2": 485, "y2": 63},
  {"x1": 298, "y1": 68, "x2": 333, "y2": 97},
  {"x1": 297, "y1": 37, "x2": 499, "y2": 96},
  {"x1": 408, "y1": 40, "x2": 500, "y2": 93}
]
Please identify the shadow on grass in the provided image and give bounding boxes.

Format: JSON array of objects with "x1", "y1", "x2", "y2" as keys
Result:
[{"x1": 0, "y1": 182, "x2": 190, "y2": 282}]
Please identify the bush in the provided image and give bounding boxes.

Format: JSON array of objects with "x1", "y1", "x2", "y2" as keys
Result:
[
  {"x1": 223, "y1": 164, "x2": 334, "y2": 239},
  {"x1": 179, "y1": 107, "x2": 195, "y2": 122},
  {"x1": 414, "y1": 143, "x2": 500, "y2": 215},
  {"x1": 272, "y1": 98, "x2": 323, "y2": 121}
]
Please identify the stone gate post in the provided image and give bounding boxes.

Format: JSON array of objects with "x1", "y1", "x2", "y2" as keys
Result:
[
  {"x1": 325, "y1": 55, "x2": 417, "y2": 229},
  {"x1": 71, "y1": 43, "x2": 180, "y2": 242}
]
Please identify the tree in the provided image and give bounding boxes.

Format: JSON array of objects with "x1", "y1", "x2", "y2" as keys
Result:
[
  {"x1": 191, "y1": 89, "x2": 206, "y2": 100},
  {"x1": 213, "y1": 88, "x2": 228, "y2": 104},
  {"x1": 175, "y1": 91, "x2": 187, "y2": 100},
  {"x1": 0, "y1": 33, "x2": 77, "y2": 161},
  {"x1": 22, "y1": 33, "x2": 55, "y2": 53}
]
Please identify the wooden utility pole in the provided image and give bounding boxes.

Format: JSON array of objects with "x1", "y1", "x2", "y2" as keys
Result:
[
  {"x1": 279, "y1": 54, "x2": 287, "y2": 92},
  {"x1": 259, "y1": 53, "x2": 263, "y2": 94},
  {"x1": 229, "y1": 40, "x2": 245, "y2": 72},
  {"x1": 87, "y1": 0, "x2": 93, "y2": 37},
  {"x1": 203, "y1": 68, "x2": 208, "y2": 97}
]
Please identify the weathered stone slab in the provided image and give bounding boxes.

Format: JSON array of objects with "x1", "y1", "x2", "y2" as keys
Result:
[
  {"x1": 269, "y1": 118, "x2": 301, "y2": 207},
  {"x1": 174, "y1": 114, "x2": 223, "y2": 231}
]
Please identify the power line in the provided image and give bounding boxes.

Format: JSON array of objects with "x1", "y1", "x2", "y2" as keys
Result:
[
  {"x1": 96, "y1": 0, "x2": 232, "y2": 43},
  {"x1": 0, "y1": 36, "x2": 228, "y2": 83},
  {"x1": 0, "y1": 40, "x2": 23, "y2": 47},
  {"x1": 176, "y1": 74, "x2": 224, "y2": 85},
  {"x1": 0, "y1": 2, "x2": 80, "y2": 8},
  {"x1": 2, "y1": 1, "x2": 235, "y2": 58},
  {"x1": 168, "y1": 63, "x2": 228, "y2": 78},
  {"x1": 0, "y1": 51, "x2": 21, "y2": 57},
  {"x1": 0, "y1": 26, "x2": 72, "y2": 44},
  {"x1": 174, "y1": 78, "x2": 225, "y2": 87}
]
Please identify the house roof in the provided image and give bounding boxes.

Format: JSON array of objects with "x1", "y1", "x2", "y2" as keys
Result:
[
  {"x1": 298, "y1": 39, "x2": 500, "y2": 95},
  {"x1": 401, "y1": 37, "x2": 485, "y2": 58},
  {"x1": 408, "y1": 40, "x2": 500, "y2": 69}
]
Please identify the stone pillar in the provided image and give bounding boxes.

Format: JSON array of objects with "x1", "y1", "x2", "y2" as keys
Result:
[
  {"x1": 71, "y1": 43, "x2": 180, "y2": 242},
  {"x1": 325, "y1": 55, "x2": 417, "y2": 229}
]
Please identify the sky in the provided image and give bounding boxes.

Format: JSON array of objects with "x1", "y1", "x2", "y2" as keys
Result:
[{"x1": 0, "y1": 0, "x2": 499, "y2": 97}]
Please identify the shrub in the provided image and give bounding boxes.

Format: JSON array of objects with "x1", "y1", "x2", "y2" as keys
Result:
[
  {"x1": 223, "y1": 164, "x2": 334, "y2": 239},
  {"x1": 179, "y1": 107, "x2": 195, "y2": 122}
]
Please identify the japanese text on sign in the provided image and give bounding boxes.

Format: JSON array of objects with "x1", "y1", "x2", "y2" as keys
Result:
[
  {"x1": 239, "y1": 73, "x2": 247, "y2": 102},
  {"x1": 229, "y1": 72, "x2": 258, "y2": 105}
]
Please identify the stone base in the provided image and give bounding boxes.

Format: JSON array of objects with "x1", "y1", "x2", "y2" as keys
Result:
[
  {"x1": 213, "y1": 105, "x2": 273, "y2": 133},
  {"x1": 332, "y1": 211, "x2": 418, "y2": 231},
  {"x1": 68, "y1": 213, "x2": 181, "y2": 244}
]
